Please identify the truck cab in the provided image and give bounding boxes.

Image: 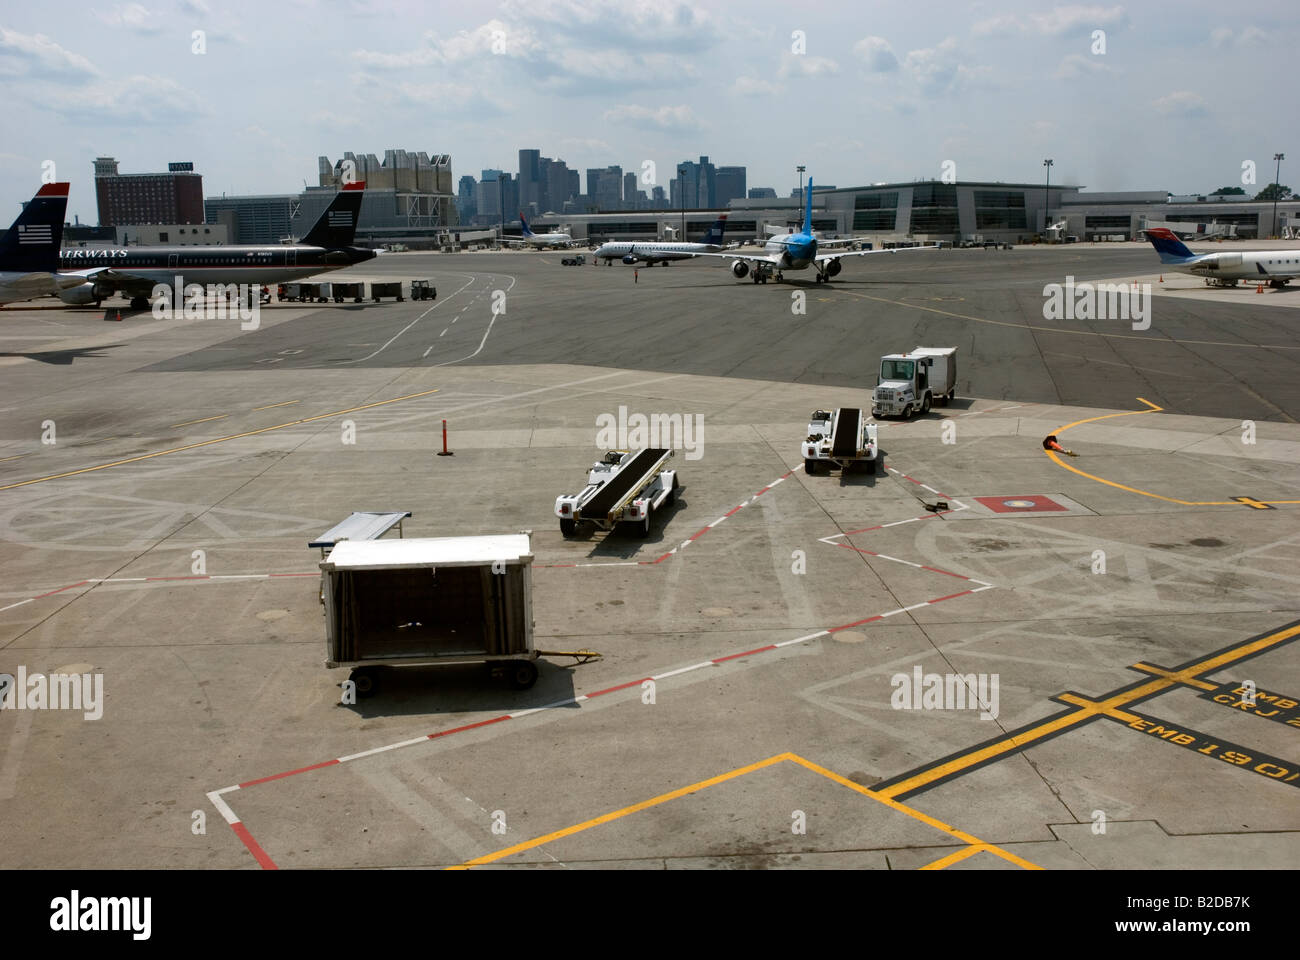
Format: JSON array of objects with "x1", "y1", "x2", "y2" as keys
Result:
[{"x1": 872, "y1": 347, "x2": 957, "y2": 419}]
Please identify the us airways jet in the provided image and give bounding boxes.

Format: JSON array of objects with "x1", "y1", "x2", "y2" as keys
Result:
[
  {"x1": 58, "y1": 181, "x2": 375, "y2": 308},
  {"x1": 1145, "y1": 227, "x2": 1299, "y2": 289},
  {"x1": 701, "y1": 178, "x2": 937, "y2": 284},
  {"x1": 593, "y1": 215, "x2": 731, "y2": 265},
  {"x1": 0, "y1": 182, "x2": 84, "y2": 306}
]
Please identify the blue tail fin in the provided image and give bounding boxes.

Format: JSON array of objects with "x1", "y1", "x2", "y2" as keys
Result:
[
  {"x1": 0, "y1": 182, "x2": 69, "y2": 272},
  {"x1": 1145, "y1": 227, "x2": 1196, "y2": 263},
  {"x1": 701, "y1": 214, "x2": 728, "y2": 246}
]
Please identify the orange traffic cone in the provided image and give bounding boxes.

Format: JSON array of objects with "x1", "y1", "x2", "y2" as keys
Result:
[
  {"x1": 1158, "y1": 275, "x2": 1163, "y2": 283},
  {"x1": 1256, "y1": 283, "x2": 1264, "y2": 294}
]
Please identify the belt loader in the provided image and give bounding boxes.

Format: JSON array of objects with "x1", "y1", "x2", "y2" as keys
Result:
[
  {"x1": 555, "y1": 449, "x2": 678, "y2": 538},
  {"x1": 802, "y1": 408, "x2": 879, "y2": 474}
]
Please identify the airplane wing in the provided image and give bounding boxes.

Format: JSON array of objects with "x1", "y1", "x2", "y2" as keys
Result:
[
  {"x1": 695, "y1": 251, "x2": 786, "y2": 266},
  {"x1": 814, "y1": 245, "x2": 940, "y2": 264}
]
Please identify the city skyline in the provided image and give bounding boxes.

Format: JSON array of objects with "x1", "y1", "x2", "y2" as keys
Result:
[{"x1": 1, "y1": 0, "x2": 1295, "y2": 224}]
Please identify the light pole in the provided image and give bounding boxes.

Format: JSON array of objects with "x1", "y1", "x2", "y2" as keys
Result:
[
  {"x1": 1272, "y1": 152, "x2": 1285, "y2": 239},
  {"x1": 797, "y1": 165, "x2": 806, "y2": 229},
  {"x1": 1043, "y1": 158, "x2": 1053, "y2": 238},
  {"x1": 681, "y1": 165, "x2": 691, "y2": 239},
  {"x1": 498, "y1": 173, "x2": 504, "y2": 248}
]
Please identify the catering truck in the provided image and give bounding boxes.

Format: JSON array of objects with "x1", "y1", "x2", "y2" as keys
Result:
[
  {"x1": 871, "y1": 346, "x2": 957, "y2": 419},
  {"x1": 802, "y1": 408, "x2": 879, "y2": 474}
]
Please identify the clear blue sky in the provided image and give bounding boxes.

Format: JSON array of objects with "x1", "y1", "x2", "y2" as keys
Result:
[{"x1": 1, "y1": 0, "x2": 1295, "y2": 223}]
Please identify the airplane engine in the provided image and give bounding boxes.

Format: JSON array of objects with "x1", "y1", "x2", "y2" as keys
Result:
[
  {"x1": 730, "y1": 260, "x2": 749, "y2": 279},
  {"x1": 825, "y1": 259, "x2": 842, "y2": 277},
  {"x1": 58, "y1": 283, "x2": 107, "y2": 306},
  {"x1": 622, "y1": 254, "x2": 639, "y2": 265}
]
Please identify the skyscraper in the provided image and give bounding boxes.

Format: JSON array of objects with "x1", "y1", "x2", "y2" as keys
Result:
[
  {"x1": 714, "y1": 166, "x2": 747, "y2": 207},
  {"x1": 518, "y1": 148, "x2": 540, "y2": 215}
]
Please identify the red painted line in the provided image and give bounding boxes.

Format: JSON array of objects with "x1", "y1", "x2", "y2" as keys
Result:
[
  {"x1": 713, "y1": 645, "x2": 777, "y2": 663},
  {"x1": 585, "y1": 678, "x2": 649, "y2": 698},
  {"x1": 239, "y1": 759, "x2": 340, "y2": 788},
  {"x1": 230, "y1": 821, "x2": 278, "y2": 870},
  {"x1": 842, "y1": 524, "x2": 885, "y2": 536},
  {"x1": 840, "y1": 545, "x2": 879, "y2": 555},
  {"x1": 828, "y1": 615, "x2": 884, "y2": 632},
  {"x1": 929, "y1": 590, "x2": 974, "y2": 604},
  {"x1": 686, "y1": 526, "x2": 710, "y2": 542},
  {"x1": 723, "y1": 505, "x2": 744, "y2": 518},
  {"x1": 32, "y1": 580, "x2": 90, "y2": 599},
  {"x1": 920, "y1": 565, "x2": 970, "y2": 579},
  {"x1": 427, "y1": 715, "x2": 510, "y2": 739},
  {"x1": 650, "y1": 551, "x2": 676, "y2": 564},
  {"x1": 754, "y1": 486, "x2": 771, "y2": 497}
]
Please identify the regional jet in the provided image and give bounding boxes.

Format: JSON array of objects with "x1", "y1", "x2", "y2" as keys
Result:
[
  {"x1": 510, "y1": 212, "x2": 573, "y2": 249},
  {"x1": 593, "y1": 215, "x2": 731, "y2": 265},
  {"x1": 57, "y1": 181, "x2": 376, "y2": 308},
  {"x1": 701, "y1": 178, "x2": 936, "y2": 284},
  {"x1": 1145, "y1": 227, "x2": 1298, "y2": 288},
  {"x1": 0, "y1": 182, "x2": 83, "y2": 306}
]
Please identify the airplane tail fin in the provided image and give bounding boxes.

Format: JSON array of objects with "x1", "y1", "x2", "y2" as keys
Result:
[
  {"x1": 519, "y1": 211, "x2": 534, "y2": 237},
  {"x1": 0, "y1": 182, "x2": 69, "y2": 272},
  {"x1": 1144, "y1": 227, "x2": 1196, "y2": 263},
  {"x1": 300, "y1": 181, "x2": 365, "y2": 247},
  {"x1": 701, "y1": 214, "x2": 728, "y2": 246},
  {"x1": 804, "y1": 177, "x2": 814, "y2": 234}
]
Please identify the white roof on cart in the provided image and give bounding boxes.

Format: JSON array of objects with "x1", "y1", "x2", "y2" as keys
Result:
[{"x1": 322, "y1": 534, "x2": 533, "y2": 570}]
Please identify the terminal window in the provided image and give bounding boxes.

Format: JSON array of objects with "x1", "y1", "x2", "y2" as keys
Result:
[{"x1": 910, "y1": 184, "x2": 959, "y2": 234}]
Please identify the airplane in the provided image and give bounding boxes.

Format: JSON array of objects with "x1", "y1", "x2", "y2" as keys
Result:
[
  {"x1": 1145, "y1": 227, "x2": 1298, "y2": 289},
  {"x1": 593, "y1": 215, "x2": 732, "y2": 265},
  {"x1": 508, "y1": 212, "x2": 573, "y2": 249},
  {"x1": 0, "y1": 182, "x2": 84, "y2": 306},
  {"x1": 57, "y1": 181, "x2": 376, "y2": 308},
  {"x1": 699, "y1": 178, "x2": 936, "y2": 284}
]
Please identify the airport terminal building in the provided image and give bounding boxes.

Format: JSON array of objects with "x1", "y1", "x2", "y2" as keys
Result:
[{"x1": 531, "y1": 181, "x2": 1300, "y2": 246}]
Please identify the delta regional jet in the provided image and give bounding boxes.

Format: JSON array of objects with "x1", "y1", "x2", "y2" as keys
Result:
[
  {"x1": 701, "y1": 178, "x2": 937, "y2": 284},
  {"x1": 509, "y1": 212, "x2": 573, "y2": 248},
  {"x1": 0, "y1": 183, "x2": 84, "y2": 306},
  {"x1": 57, "y1": 182, "x2": 376, "y2": 308},
  {"x1": 1145, "y1": 227, "x2": 1299, "y2": 288}
]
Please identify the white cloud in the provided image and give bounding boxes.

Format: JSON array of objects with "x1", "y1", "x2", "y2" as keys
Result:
[
  {"x1": 1054, "y1": 53, "x2": 1115, "y2": 79},
  {"x1": 0, "y1": 28, "x2": 100, "y2": 79},
  {"x1": 1211, "y1": 25, "x2": 1267, "y2": 47},
  {"x1": 178, "y1": 0, "x2": 211, "y2": 13},
  {"x1": 777, "y1": 54, "x2": 839, "y2": 79},
  {"x1": 602, "y1": 104, "x2": 699, "y2": 132},
  {"x1": 93, "y1": 3, "x2": 163, "y2": 34},
  {"x1": 1153, "y1": 90, "x2": 1207, "y2": 117},
  {"x1": 853, "y1": 36, "x2": 898, "y2": 72},
  {"x1": 904, "y1": 39, "x2": 961, "y2": 98},
  {"x1": 975, "y1": 5, "x2": 1128, "y2": 37},
  {"x1": 48, "y1": 74, "x2": 203, "y2": 123},
  {"x1": 731, "y1": 75, "x2": 777, "y2": 95}
]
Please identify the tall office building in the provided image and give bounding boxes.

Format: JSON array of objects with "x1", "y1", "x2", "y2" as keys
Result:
[
  {"x1": 518, "y1": 148, "x2": 541, "y2": 215},
  {"x1": 715, "y1": 166, "x2": 747, "y2": 207},
  {"x1": 624, "y1": 171, "x2": 639, "y2": 209}
]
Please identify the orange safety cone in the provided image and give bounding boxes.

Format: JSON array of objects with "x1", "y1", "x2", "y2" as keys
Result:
[
  {"x1": 1042, "y1": 434, "x2": 1078, "y2": 457},
  {"x1": 1159, "y1": 275, "x2": 1163, "y2": 283},
  {"x1": 1256, "y1": 283, "x2": 1264, "y2": 294}
]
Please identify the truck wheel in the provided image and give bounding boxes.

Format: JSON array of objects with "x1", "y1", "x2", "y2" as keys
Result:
[
  {"x1": 559, "y1": 518, "x2": 577, "y2": 537},
  {"x1": 921, "y1": 394, "x2": 932, "y2": 415},
  {"x1": 635, "y1": 512, "x2": 651, "y2": 538},
  {"x1": 804, "y1": 458, "x2": 817, "y2": 475},
  {"x1": 508, "y1": 660, "x2": 538, "y2": 690},
  {"x1": 902, "y1": 404, "x2": 913, "y2": 418},
  {"x1": 350, "y1": 667, "x2": 379, "y2": 698},
  {"x1": 665, "y1": 476, "x2": 679, "y2": 506}
]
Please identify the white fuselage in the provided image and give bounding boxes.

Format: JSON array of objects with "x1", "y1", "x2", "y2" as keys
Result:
[
  {"x1": 1177, "y1": 248, "x2": 1300, "y2": 283},
  {"x1": 595, "y1": 240, "x2": 726, "y2": 263},
  {"x1": 520, "y1": 232, "x2": 572, "y2": 248}
]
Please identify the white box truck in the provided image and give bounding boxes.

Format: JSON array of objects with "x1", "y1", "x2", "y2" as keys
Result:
[{"x1": 871, "y1": 346, "x2": 957, "y2": 419}]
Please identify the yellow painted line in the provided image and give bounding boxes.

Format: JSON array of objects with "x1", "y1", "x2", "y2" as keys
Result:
[
  {"x1": 833, "y1": 289, "x2": 1300, "y2": 351},
  {"x1": 877, "y1": 621, "x2": 1300, "y2": 801},
  {"x1": 1045, "y1": 398, "x2": 1300, "y2": 506},
  {"x1": 0, "y1": 454, "x2": 29, "y2": 463},
  {"x1": 449, "y1": 753, "x2": 789, "y2": 869},
  {"x1": 1129, "y1": 663, "x2": 1216, "y2": 691},
  {"x1": 170, "y1": 415, "x2": 228, "y2": 428},
  {"x1": 452, "y1": 751, "x2": 1041, "y2": 871},
  {"x1": 920, "y1": 845, "x2": 985, "y2": 870},
  {"x1": 252, "y1": 400, "x2": 299, "y2": 411},
  {"x1": 0, "y1": 389, "x2": 440, "y2": 492}
]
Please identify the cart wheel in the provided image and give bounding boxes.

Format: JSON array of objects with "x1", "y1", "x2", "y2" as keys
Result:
[
  {"x1": 665, "y1": 476, "x2": 679, "y2": 506},
  {"x1": 508, "y1": 660, "x2": 538, "y2": 690},
  {"x1": 350, "y1": 667, "x2": 380, "y2": 698},
  {"x1": 804, "y1": 458, "x2": 817, "y2": 475},
  {"x1": 635, "y1": 512, "x2": 651, "y2": 538},
  {"x1": 559, "y1": 518, "x2": 577, "y2": 537}
]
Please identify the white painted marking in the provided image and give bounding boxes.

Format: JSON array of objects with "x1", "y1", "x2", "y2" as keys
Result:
[
  {"x1": 0, "y1": 598, "x2": 33, "y2": 613},
  {"x1": 339, "y1": 272, "x2": 476, "y2": 363},
  {"x1": 337, "y1": 735, "x2": 434, "y2": 763},
  {"x1": 206, "y1": 789, "x2": 241, "y2": 825},
  {"x1": 901, "y1": 602, "x2": 930, "y2": 612},
  {"x1": 439, "y1": 328, "x2": 447, "y2": 337},
  {"x1": 652, "y1": 661, "x2": 716, "y2": 681},
  {"x1": 775, "y1": 630, "x2": 828, "y2": 647},
  {"x1": 422, "y1": 346, "x2": 433, "y2": 358}
]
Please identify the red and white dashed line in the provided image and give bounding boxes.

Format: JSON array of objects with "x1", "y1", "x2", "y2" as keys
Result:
[
  {"x1": 203, "y1": 461, "x2": 996, "y2": 868},
  {"x1": 0, "y1": 572, "x2": 322, "y2": 615}
]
